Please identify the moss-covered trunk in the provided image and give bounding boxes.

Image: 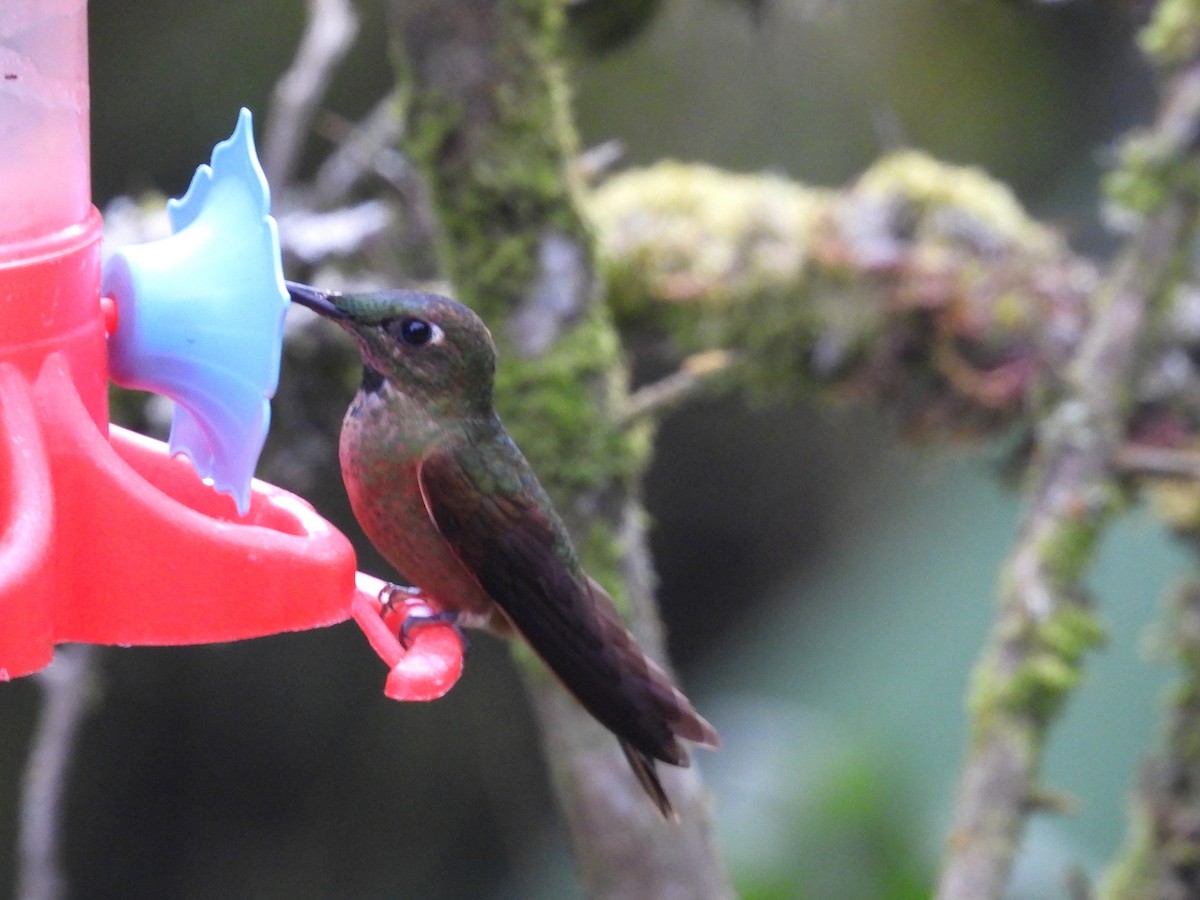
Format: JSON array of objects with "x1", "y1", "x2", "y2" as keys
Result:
[{"x1": 388, "y1": 1, "x2": 731, "y2": 895}]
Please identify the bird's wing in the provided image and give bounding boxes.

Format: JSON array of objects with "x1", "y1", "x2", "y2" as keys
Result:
[{"x1": 416, "y1": 426, "x2": 705, "y2": 764}]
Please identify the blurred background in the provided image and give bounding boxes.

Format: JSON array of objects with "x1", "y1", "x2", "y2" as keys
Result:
[{"x1": 0, "y1": 1, "x2": 1182, "y2": 897}]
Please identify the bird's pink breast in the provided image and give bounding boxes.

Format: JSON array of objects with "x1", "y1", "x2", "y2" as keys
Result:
[{"x1": 339, "y1": 424, "x2": 493, "y2": 616}]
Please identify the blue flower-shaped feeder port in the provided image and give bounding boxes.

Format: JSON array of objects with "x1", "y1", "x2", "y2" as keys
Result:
[{"x1": 102, "y1": 108, "x2": 287, "y2": 514}]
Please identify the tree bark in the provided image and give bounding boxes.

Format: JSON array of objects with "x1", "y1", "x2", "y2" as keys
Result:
[
  {"x1": 935, "y1": 204, "x2": 1187, "y2": 899},
  {"x1": 1101, "y1": 581, "x2": 1200, "y2": 900},
  {"x1": 389, "y1": 1, "x2": 732, "y2": 896}
]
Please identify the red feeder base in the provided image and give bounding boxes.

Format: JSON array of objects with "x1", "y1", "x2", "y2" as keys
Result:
[{"x1": 0, "y1": 211, "x2": 462, "y2": 698}]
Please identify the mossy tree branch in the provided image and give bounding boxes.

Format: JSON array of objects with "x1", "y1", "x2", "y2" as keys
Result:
[
  {"x1": 1101, "y1": 580, "x2": 1200, "y2": 900},
  {"x1": 389, "y1": 1, "x2": 732, "y2": 896},
  {"x1": 935, "y1": 196, "x2": 1191, "y2": 899},
  {"x1": 590, "y1": 154, "x2": 1096, "y2": 438}
]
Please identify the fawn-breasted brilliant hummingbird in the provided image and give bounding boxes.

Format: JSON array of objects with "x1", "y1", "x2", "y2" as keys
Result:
[{"x1": 286, "y1": 282, "x2": 719, "y2": 819}]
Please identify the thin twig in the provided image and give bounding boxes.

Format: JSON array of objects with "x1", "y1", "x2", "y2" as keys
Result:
[
  {"x1": 311, "y1": 90, "x2": 407, "y2": 207},
  {"x1": 277, "y1": 199, "x2": 393, "y2": 263},
  {"x1": 16, "y1": 645, "x2": 101, "y2": 900},
  {"x1": 262, "y1": 0, "x2": 360, "y2": 190},
  {"x1": 1115, "y1": 444, "x2": 1200, "y2": 482},
  {"x1": 622, "y1": 350, "x2": 740, "y2": 424},
  {"x1": 576, "y1": 139, "x2": 626, "y2": 185}
]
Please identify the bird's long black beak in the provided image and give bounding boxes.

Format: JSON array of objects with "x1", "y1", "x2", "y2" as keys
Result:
[{"x1": 286, "y1": 281, "x2": 351, "y2": 321}]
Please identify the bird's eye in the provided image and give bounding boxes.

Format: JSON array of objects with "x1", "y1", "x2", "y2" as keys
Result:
[{"x1": 388, "y1": 316, "x2": 440, "y2": 347}]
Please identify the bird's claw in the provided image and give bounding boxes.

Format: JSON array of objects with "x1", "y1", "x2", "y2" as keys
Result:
[
  {"x1": 375, "y1": 583, "x2": 469, "y2": 654},
  {"x1": 378, "y1": 583, "x2": 421, "y2": 617},
  {"x1": 399, "y1": 609, "x2": 469, "y2": 653}
]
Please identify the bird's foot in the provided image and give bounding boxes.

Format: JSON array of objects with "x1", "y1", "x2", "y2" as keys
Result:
[
  {"x1": 378, "y1": 583, "x2": 422, "y2": 617},
  {"x1": 399, "y1": 609, "x2": 469, "y2": 654},
  {"x1": 376, "y1": 583, "x2": 469, "y2": 654}
]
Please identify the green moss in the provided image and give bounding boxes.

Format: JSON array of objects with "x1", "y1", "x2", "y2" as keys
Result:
[
  {"x1": 993, "y1": 290, "x2": 1035, "y2": 332},
  {"x1": 1105, "y1": 127, "x2": 1200, "y2": 217},
  {"x1": 1038, "y1": 515, "x2": 1102, "y2": 587},
  {"x1": 1140, "y1": 0, "x2": 1200, "y2": 66},
  {"x1": 400, "y1": 1, "x2": 588, "y2": 325},
  {"x1": 493, "y1": 308, "x2": 649, "y2": 504},
  {"x1": 1100, "y1": 585, "x2": 1200, "y2": 898},
  {"x1": 971, "y1": 602, "x2": 1106, "y2": 730},
  {"x1": 588, "y1": 161, "x2": 826, "y2": 330},
  {"x1": 1101, "y1": 816, "x2": 1161, "y2": 900},
  {"x1": 736, "y1": 278, "x2": 888, "y2": 401},
  {"x1": 1105, "y1": 163, "x2": 1170, "y2": 218},
  {"x1": 856, "y1": 151, "x2": 1055, "y2": 253},
  {"x1": 1105, "y1": 132, "x2": 1179, "y2": 215},
  {"x1": 589, "y1": 153, "x2": 1065, "y2": 422},
  {"x1": 1040, "y1": 604, "x2": 1107, "y2": 659},
  {"x1": 598, "y1": 251, "x2": 661, "y2": 325}
]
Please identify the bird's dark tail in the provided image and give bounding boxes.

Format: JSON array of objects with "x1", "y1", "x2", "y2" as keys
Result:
[{"x1": 620, "y1": 741, "x2": 678, "y2": 822}]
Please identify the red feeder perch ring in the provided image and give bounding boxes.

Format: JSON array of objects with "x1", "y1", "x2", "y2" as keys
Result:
[{"x1": 351, "y1": 573, "x2": 463, "y2": 702}]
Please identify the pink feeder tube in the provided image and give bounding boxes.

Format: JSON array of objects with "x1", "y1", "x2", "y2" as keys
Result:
[
  {"x1": 0, "y1": 2, "x2": 461, "y2": 699},
  {"x1": 0, "y1": 0, "x2": 92, "y2": 246}
]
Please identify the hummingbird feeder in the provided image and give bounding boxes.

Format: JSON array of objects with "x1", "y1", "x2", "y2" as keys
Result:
[{"x1": 0, "y1": 3, "x2": 461, "y2": 700}]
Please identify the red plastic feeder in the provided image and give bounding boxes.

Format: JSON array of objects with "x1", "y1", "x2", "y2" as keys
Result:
[{"x1": 0, "y1": 4, "x2": 461, "y2": 700}]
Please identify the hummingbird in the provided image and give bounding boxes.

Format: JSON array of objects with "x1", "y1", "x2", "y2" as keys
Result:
[{"x1": 286, "y1": 281, "x2": 720, "y2": 819}]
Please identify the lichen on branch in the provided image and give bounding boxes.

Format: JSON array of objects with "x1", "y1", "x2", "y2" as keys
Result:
[
  {"x1": 590, "y1": 152, "x2": 1096, "y2": 438},
  {"x1": 1102, "y1": 580, "x2": 1200, "y2": 900},
  {"x1": 389, "y1": 1, "x2": 733, "y2": 896}
]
